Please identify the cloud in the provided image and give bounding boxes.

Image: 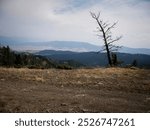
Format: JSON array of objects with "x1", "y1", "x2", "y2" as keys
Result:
[{"x1": 0, "y1": 0, "x2": 150, "y2": 48}]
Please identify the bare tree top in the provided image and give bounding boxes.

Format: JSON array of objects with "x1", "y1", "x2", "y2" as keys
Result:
[{"x1": 90, "y1": 11, "x2": 122, "y2": 52}]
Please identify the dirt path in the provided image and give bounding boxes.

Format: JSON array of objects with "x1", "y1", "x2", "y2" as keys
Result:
[{"x1": 0, "y1": 67, "x2": 150, "y2": 112}]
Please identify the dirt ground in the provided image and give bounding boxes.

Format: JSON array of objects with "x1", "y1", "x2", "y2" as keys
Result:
[{"x1": 0, "y1": 67, "x2": 150, "y2": 113}]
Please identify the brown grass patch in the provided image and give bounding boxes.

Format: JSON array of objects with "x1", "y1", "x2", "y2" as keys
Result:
[{"x1": 0, "y1": 67, "x2": 150, "y2": 112}]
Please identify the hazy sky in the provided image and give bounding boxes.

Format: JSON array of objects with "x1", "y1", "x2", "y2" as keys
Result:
[{"x1": 0, "y1": 0, "x2": 150, "y2": 48}]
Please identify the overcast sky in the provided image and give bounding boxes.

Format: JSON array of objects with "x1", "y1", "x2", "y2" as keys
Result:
[{"x1": 0, "y1": 0, "x2": 150, "y2": 48}]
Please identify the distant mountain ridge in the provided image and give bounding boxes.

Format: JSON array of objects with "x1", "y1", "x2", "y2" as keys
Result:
[
  {"x1": 35, "y1": 50, "x2": 150, "y2": 68},
  {"x1": 0, "y1": 36, "x2": 150, "y2": 55},
  {"x1": 119, "y1": 47, "x2": 150, "y2": 55}
]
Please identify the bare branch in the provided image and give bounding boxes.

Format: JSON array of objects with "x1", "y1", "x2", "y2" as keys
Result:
[
  {"x1": 107, "y1": 36, "x2": 122, "y2": 44},
  {"x1": 100, "y1": 20, "x2": 103, "y2": 24},
  {"x1": 90, "y1": 11, "x2": 100, "y2": 20},
  {"x1": 90, "y1": 11, "x2": 122, "y2": 66},
  {"x1": 108, "y1": 45, "x2": 120, "y2": 51},
  {"x1": 102, "y1": 22, "x2": 110, "y2": 29},
  {"x1": 109, "y1": 44, "x2": 120, "y2": 49},
  {"x1": 103, "y1": 24, "x2": 110, "y2": 29},
  {"x1": 96, "y1": 27, "x2": 102, "y2": 32},
  {"x1": 105, "y1": 35, "x2": 112, "y2": 40},
  {"x1": 90, "y1": 12, "x2": 96, "y2": 19},
  {"x1": 97, "y1": 12, "x2": 100, "y2": 19},
  {"x1": 105, "y1": 22, "x2": 118, "y2": 33}
]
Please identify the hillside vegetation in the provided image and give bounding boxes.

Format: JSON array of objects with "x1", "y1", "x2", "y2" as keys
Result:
[
  {"x1": 0, "y1": 67, "x2": 150, "y2": 112},
  {"x1": 0, "y1": 46, "x2": 79, "y2": 69},
  {"x1": 36, "y1": 50, "x2": 150, "y2": 68}
]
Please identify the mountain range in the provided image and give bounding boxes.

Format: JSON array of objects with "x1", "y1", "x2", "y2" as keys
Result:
[
  {"x1": 0, "y1": 36, "x2": 150, "y2": 68},
  {"x1": 35, "y1": 50, "x2": 150, "y2": 68},
  {"x1": 0, "y1": 36, "x2": 150, "y2": 55}
]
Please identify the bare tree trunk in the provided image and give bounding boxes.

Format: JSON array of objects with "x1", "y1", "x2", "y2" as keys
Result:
[
  {"x1": 90, "y1": 12, "x2": 122, "y2": 66},
  {"x1": 105, "y1": 43, "x2": 112, "y2": 66}
]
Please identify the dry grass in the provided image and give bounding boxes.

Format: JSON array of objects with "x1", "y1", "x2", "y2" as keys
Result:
[{"x1": 0, "y1": 67, "x2": 150, "y2": 112}]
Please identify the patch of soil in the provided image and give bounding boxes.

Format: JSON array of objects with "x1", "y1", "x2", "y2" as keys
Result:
[{"x1": 0, "y1": 67, "x2": 150, "y2": 112}]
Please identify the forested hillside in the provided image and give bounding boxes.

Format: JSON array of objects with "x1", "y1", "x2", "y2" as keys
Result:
[
  {"x1": 0, "y1": 46, "x2": 57, "y2": 69},
  {"x1": 36, "y1": 50, "x2": 150, "y2": 68},
  {"x1": 0, "y1": 46, "x2": 83, "y2": 69}
]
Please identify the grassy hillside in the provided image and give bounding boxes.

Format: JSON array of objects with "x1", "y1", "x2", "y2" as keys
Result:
[{"x1": 0, "y1": 67, "x2": 150, "y2": 112}]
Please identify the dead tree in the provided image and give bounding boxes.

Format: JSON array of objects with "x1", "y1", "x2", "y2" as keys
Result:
[{"x1": 90, "y1": 12, "x2": 122, "y2": 66}]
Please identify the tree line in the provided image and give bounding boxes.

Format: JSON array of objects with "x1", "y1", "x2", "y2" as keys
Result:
[
  {"x1": 0, "y1": 45, "x2": 82, "y2": 69},
  {"x1": 0, "y1": 45, "x2": 57, "y2": 68}
]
